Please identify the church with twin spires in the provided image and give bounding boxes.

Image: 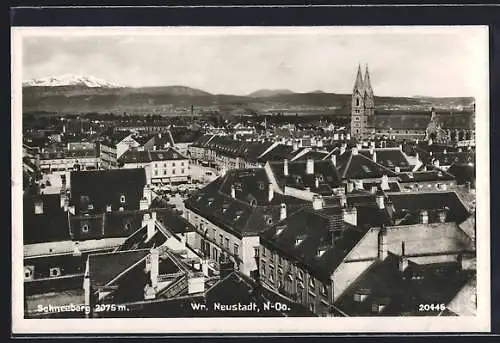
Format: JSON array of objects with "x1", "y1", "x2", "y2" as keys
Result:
[{"x1": 350, "y1": 64, "x2": 375, "y2": 139}]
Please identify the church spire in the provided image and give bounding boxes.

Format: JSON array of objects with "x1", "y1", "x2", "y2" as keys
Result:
[
  {"x1": 364, "y1": 64, "x2": 374, "y2": 97},
  {"x1": 353, "y1": 64, "x2": 364, "y2": 93}
]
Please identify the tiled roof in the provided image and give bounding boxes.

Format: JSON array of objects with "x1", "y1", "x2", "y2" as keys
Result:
[
  {"x1": 359, "y1": 148, "x2": 411, "y2": 170},
  {"x1": 388, "y1": 192, "x2": 470, "y2": 224},
  {"x1": 88, "y1": 249, "x2": 149, "y2": 289},
  {"x1": 335, "y1": 254, "x2": 474, "y2": 316},
  {"x1": 185, "y1": 169, "x2": 308, "y2": 237},
  {"x1": 39, "y1": 149, "x2": 99, "y2": 160},
  {"x1": 70, "y1": 169, "x2": 147, "y2": 213},
  {"x1": 258, "y1": 144, "x2": 296, "y2": 163},
  {"x1": 23, "y1": 194, "x2": 71, "y2": 244},
  {"x1": 398, "y1": 169, "x2": 456, "y2": 182},
  {"x1": 133, "y1": 134, "x2": 156, "y2": 146},
  {"x1": 336, "y1": 150, "x2": 397, "y2": 179},
  {"x1": 100, "y1": 131, "x2": 133, "y2": 146},
  {"x1": 269, "y1": 160, "x2": 343, "y2": 195},
  {"x1": 119, "y1": 148, "x2": 187, "y2": 164},
  {"x1": 261, "y1": 206, "x2": 368, "y2": 279}
]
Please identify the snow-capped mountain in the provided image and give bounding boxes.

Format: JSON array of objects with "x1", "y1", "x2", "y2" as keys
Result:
[{"x1": 23, "y1": 74, "x2": 123, "y2": 88}]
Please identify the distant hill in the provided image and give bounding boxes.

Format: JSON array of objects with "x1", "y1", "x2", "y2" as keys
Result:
[
  {"x1": 21, "y1": 82, "x2": 475, "y2": 115},
  {"x1": 248, "y1": 89, "x2": 295, "y2": 97}
]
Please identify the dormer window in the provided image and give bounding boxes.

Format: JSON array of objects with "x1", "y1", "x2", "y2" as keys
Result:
[
  {"x1": 88, "y1": 203, "x2": 94, "y2": 210},
  {"x1": 258, "y1": 182, "x2": 265, "y2": 190},
  {"x1": 124, "y1": 223, "x2": 131, "y2": 231},
  {"x1": 309, "y1": 277, "x2": 315, "y2": 289},
  {"x1": 265, "y1": 215, "x2": 273, "y2": 225},
  {"x1": 317, "y1": 246, "x2": 328, "y2": 257},
  {"x1": 275, "y1": 225, "x2": 286, "y2": 236},
  {"x1": 295, "y1": 236, "x2": 306, "y2": 246},
  {"x1": 120, "y1": 195, "x2": 126, "y2": 203},
  {"x1": 81, "y1": 224, "x2": 89, "y2": 233}
]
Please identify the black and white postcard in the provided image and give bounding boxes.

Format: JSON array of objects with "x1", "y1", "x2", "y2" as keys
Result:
[{"x1": 11, "y1": 26, "x2": 490, "y2": 334}]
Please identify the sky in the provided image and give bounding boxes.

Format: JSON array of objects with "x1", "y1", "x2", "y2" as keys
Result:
[{"x1": 20, "y1": 27, "x2": 488, "y2": 97}]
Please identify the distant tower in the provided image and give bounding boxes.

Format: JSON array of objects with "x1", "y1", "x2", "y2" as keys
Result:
[{"x1": 350, "y1": 64, "x2": 375, "y2": 139}]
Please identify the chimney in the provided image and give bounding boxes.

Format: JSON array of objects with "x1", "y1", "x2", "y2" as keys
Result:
[
  {"x1": 268, "y1": 183, "x2": 274, "y2": 202},
  {"x1": 395, "y1": 166, "x2": 400, "y2": 173},
  {"x1": 292, "y1": 141, "x2": 299, "y2": 151},
  {"x1": 284, "y1": 159, "x2": 289, "y2": 176},
  {"x1": 231, "y1": 184, "x2": 236, "y2": 199},
  {"x1": 73, "y1": 242, "x2": 82, "y2": 256},
  {"x1": 356, "y1": 143, "x2": 362, "y2": 150},
  {"x1": 340, "y1": 145, "x2": 346, "y2": 155},
  {"x1": 312, "y1": 195, "x2": 323, "y2": 211},
  {"x1": 369, "y1": 146, "x2": 375, "y2": 156},
  {"x1": 346, "y1": 181, "x2": 354, "y2": 193},
  {"x1": 378, "y1": 226, "x2": 388, "y2": 260},
  {"x1": 315, "y1": 177, "x2": 320, "y2": 189},
  {"x1": 188, "y1": 273, "x2": 205, "y2": 294},
  {"x1": 380, "y1": 175, "x2": 390, "y2": 191},
  {"x1": 352, "y1": 147, "x2": 359, "y2": 155},
  {"x1": 280, "y1": 203, "x2": 287, "y2": 221},
  {"x1": 306, "y1": 158, "x2": 314, "y2": 175},
  {"x1": 370, "y1": 141, "x2": 376, "y2": 148},
  {"x1": 60, "y1": 192, "x2": 66, "y2": 208},
  {"x1": 346, "y1": 133, "x2": 351, "y2": 140},
  {"x1": 149, "y1": 248, "x2": 159, "y2": 290},
  {"x1": 342, "y1": 207, "x2": 357, "y2": 226},
  {"x1": 399, "y1": 241, "x2": 408, "y2": 273},
  {"x1": 419, "y1": 210, "x2": 429, "y2": 224},
  {"x1": 34, "y1": 200, "x2": 44, "y2": 215},
  {"x1": 106, "y1": 204, "x2": 112, "y2": 212},
  {"x1": 354, "y1": 179, "x2": 363, "y2": 190},
  {"x1": 433, "y1": 159, "x2": 440, "y2": 167},
  {"x1": 372, "y1": 151, "x2": 377, "y2": 163},
  {"x1": 376, "y1": 194, "x2": 385, "y2": 209},
  {"x1": 331, "y1": 154, "x2": 336, "y2": 167},
  {"x1": 438, "y1": 207, "x2": 448, "y2": 223},
  {"x1": 68, "y1": 205, "x2": 75, "y2": 215},
  {"x1": 398, "y1": 144, "x2": 403, "y2": 151},
  {"x1": 338, "y1": 194, "x2": 347, "y2": 208},
  {"x1": 147, "y1": 211, "x2": 157, "y2": 241}
]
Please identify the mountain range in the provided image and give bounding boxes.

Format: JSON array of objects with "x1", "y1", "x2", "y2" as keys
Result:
[{"x1": 22, "y1": 74, "x2": 475, "y2": 115}]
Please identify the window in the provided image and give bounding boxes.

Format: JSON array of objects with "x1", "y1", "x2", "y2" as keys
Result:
[
  {"x1": 356, "y1": 98, "x2": 360, "y2": 107},
  {"x1": 172, "y1": 162, "x2": 176, "y2": 167},
  {"x1": 262, "y1": 247, "x2": 266, "y2": 257},
  {"x1": 164, "y1": 163, "x2": 167, "y2": 168},
  {"x1": 219, "y1": 234, "x2": 223, "y2": 245},
  {"x1": 309, "y1": 277, "x2": 315, "y2": 289},
  {"x1": 82, "y1": 224, "x2": 89, "y2": 233},
  {"x1": 261, "y1": 262, "x2": 266, "y2": 274},
  {"x1": 172, "y1": 169, "x2": 176, "y2": 175},
  {"x1": 254, "y1": 247, "x2": 259, "y2": 258},
  {"x1": 297, "y1": 269, "x2": 304, "y2": 280},
  {"x1": 163, "y1": 170, "x2": 167, "y2": 175},
  {"x1": 154, "y1": 163, "x2": 158, "y2": 168},
  {"x1": 181, "y1": 169, "x2": 185, "y2": 174},
  {"x1": 120, "y1": 195, "x2": 126, "y2": 203},
  {"x1": 320, "y1": 283, "x2": 328, "y2": 296},
  {"x1": 154, "y1": 170, "x2": 158, "y2": 176},
  {"x1": 233, "y1": 243, "x2": 239, "y2": 256},
  {"x1": 225, "y1": 238, "x2": 230, "y2": 249},
  {"x1": 181, "y1": 162, "x2": 185, "y2": 166}
]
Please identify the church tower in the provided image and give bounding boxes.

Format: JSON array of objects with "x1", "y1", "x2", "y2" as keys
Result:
[{"x1": 350, "y1": 64, "x2": 375, "y2": 139}]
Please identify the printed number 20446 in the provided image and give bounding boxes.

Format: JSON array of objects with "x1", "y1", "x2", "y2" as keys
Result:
[{"x1": 419, "y1": 303, "x2": 446, "y2": 312}]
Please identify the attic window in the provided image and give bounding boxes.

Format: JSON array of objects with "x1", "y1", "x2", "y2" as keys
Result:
[
  {"x1": 88, "y1": 203, "x2": 94, "y2": 210},
  {"x1": 207, "y1": 197, "x2": 215, "y2": 206},
  {"x1": 250, "y1": 199, "x2": 257, "y2": 207},
  {"x1": 81, "y1": 224, "x2": 89, "y2": 233},
  {"x1": 295, "y1": 236, "x2": 305, "y2": 246},
  {"x1": 120, "y1": 195, "x2": 126, "y2": 203},
  {"x1": 258, "y1": 182, "x2": 265, "y2": 190},
  {"x1": 234, "y1": 210, "x2": 244, "y2": 221},
  {"x1": 266, "y1": 216, "x2": 273, "y2": 225},
  {"x1": 317, "y1": 174, "x2": 324, "y2": 182},
  {"x1": 124, "y1": 223, "x2": 131, "y2": 231}
]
